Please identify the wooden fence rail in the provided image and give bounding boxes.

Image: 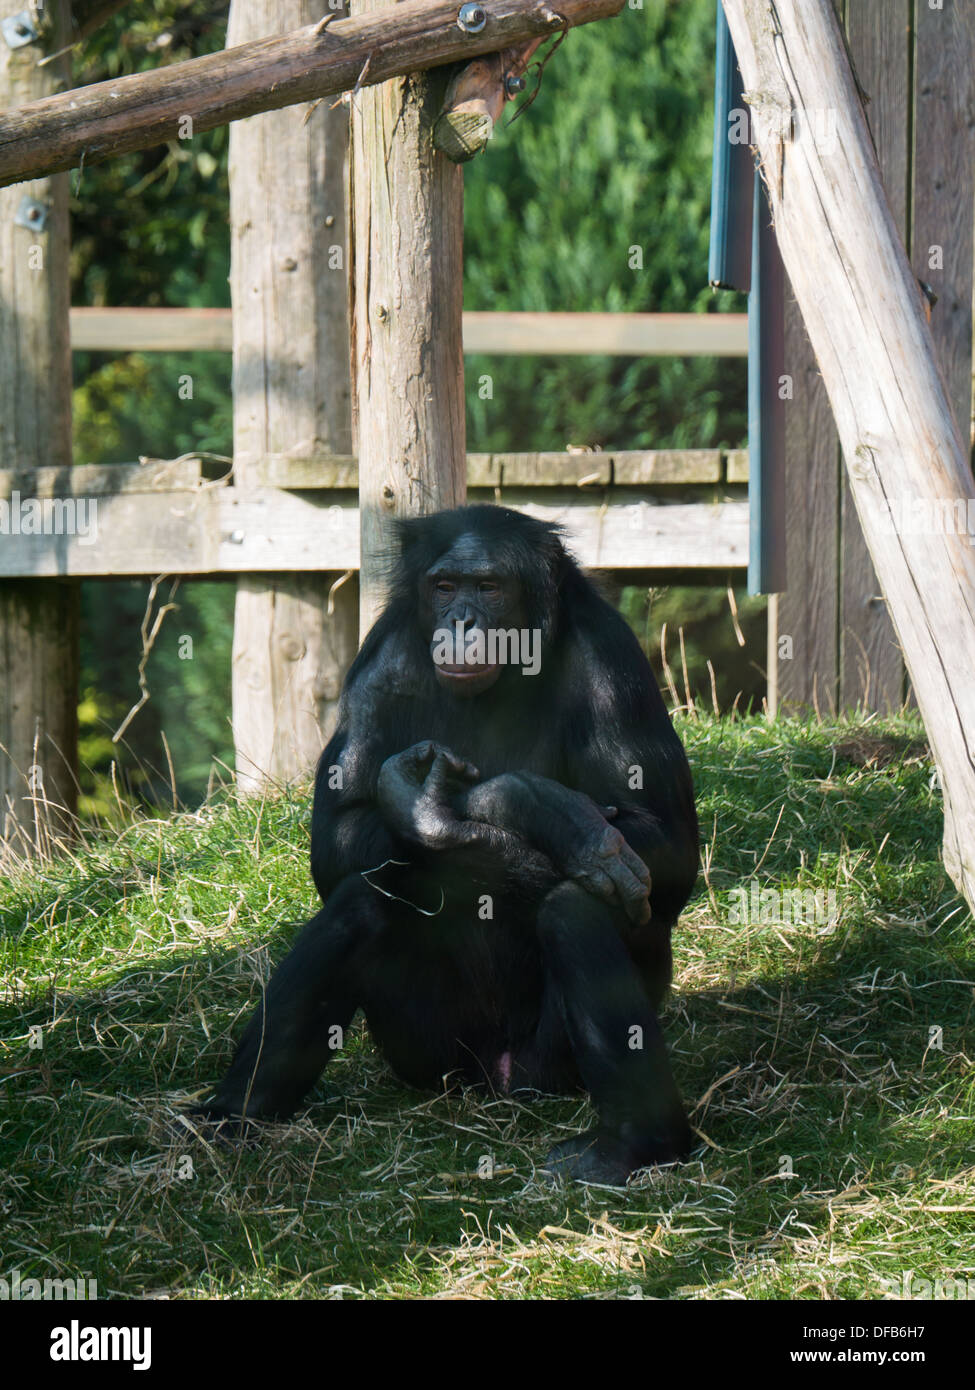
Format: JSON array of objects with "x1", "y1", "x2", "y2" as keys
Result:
[
  {"x1": 0, "y1": 450, "x2": 748, "y2": 578},
  {"x1": 67, "y1": 307, "x2": 748, "y2": 357}
]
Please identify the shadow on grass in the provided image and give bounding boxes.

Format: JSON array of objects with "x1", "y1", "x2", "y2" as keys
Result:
[{"x1": 0, "y1": 716, "x2": 971, "y2": 1297}]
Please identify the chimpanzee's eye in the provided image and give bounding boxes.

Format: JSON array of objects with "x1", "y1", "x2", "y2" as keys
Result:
[
  {"x1": 435, "y1": 580, "x2": 455, "y2": 596},
  {"x1": 478, "y1": 581, "x2": 499, "y2": 596}
]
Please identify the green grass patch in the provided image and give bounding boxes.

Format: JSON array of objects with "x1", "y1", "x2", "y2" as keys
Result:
[{"x1": 1, "y1": 714, "x2": 973, "y2": 1300}]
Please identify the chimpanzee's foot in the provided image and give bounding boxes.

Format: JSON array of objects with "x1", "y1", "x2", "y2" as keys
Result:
[{"x1": 541, "y1": 1123, "x2": 693, "y2": 1186}]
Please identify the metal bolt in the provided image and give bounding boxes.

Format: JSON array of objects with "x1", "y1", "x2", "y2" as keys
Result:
[
  {"x1": 457, "y1": 3, "x2": 487, "y2": 34},
  {"x1": 14, "y1": 196, "x2": 48, "y2": 233},
  {"x1": 376, "y1": 303, "x2": 389, "y2": 323},
  {"x1": 324, "y1": 214, "x2": 335, "y2": 228},
  {"x1": 1, "y1": 11, "x2": 39, "y2": 49},
  {"x1": 504, "y1": 73, "x2": 526, "y2": 97},
  {"x1": 229, "y1": 530, "x2": 245, "y2": 545}
]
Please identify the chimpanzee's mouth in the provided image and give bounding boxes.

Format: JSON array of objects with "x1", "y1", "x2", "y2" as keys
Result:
[{"x1": 438, "y1": 663, "x2": 499, "y2": 678}]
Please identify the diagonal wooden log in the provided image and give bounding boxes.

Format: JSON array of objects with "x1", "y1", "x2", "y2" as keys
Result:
[
  {"x1": 0, "y1": 0, "x2": 624, "y2": 190},
  {"x1": 721, "y1": 0, "x2": 975, "y2": 913},
  {"x1": 433, "y1": 38, "x2": 545, "y2": 162}
]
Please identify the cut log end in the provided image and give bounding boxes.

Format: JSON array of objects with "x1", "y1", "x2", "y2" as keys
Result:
[{"x1": 433, "y1": 106, "x2": 497, "y2": 162}]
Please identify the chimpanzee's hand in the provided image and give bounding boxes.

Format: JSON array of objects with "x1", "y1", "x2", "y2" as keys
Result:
[
  {"x1": 377, "y1": 742, "x2": 479, "y2": 849},
  {"x1": 553, "y1": 803, "x2": 651, "y2": 925}
]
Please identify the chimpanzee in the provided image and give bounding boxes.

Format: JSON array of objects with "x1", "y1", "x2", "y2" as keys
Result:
[{"x1": 200, "y1": 504, "x2": 699, "y2": 1184}]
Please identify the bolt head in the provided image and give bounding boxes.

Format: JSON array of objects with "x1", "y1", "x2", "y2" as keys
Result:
[{"x1": 457, "y1": 3, "x2": 487, "y2": 34}]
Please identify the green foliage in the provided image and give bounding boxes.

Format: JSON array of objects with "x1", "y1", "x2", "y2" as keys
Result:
[
  {"x1": 463, "y1": 4, "x2": 747, "y2": 452},
  {"x1": 70, "y1": 0, "x2": 752, "y2": 809}
]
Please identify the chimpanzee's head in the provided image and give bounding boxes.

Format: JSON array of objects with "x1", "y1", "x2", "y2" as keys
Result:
[{"x1": 392, "y1": 505, "x2": 568, "y2": 698}]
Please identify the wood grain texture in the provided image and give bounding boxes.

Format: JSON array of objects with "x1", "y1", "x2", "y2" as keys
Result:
[
  {"x1": 775, "y1": 293, "x2": 840, "y2": 714},
  {"x1": 0, "y1": 0, "x2": 625, "y2": 189},
  {"x1": 460, "y1": 310, "x2": 748, "y2": 355},
  {"x1": 838, "y1": 0, "x2": 911, "y2": 712},
  {"x1": 227, "y1": 0, "x2": 357, "y2": 795},
  {"x1": 912, "y1": 0, "x2": 975, "y2": 448},
  {"x1": 722, "y1": 0, "x2": 975, "y2": 910},
  {"x1": 351, "y1": 0, "x2": 465, "y2": 630},
  {"x1": 67, "y1": 305, "x2": 749, "y2": 356},
  {"x1": 0, "y1": 448, "x2": 734, "y2": 497},
  {"x1": 0, "y1": 489, "x2": 748, "y2": 576},
  {"x1": 0, "y1": 1, "x2": 78, "y2": 856}
]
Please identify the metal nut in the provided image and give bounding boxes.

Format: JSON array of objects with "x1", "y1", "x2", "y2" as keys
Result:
[
  {"x1": 14, "y1": 196, "x2": 48, "y2": 233},
  {"x1": 1, "y1": 11, "x2": 39, "y2": 49},
  {"x1": 457, "y1": 3, "x2": 487, "y2": 34}
]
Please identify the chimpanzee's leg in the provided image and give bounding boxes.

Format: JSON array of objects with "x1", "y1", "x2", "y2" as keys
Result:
[
  {"x1": 203, "y1": 875, "x2": 382, "y2": 1123},
  {"x1": 536, "y1": 881, "x2": 693, "y2": 1185}
]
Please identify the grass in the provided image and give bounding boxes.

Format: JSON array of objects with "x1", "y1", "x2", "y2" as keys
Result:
[{"x1": 1, "y1": 713, "x2": 973, "y2": 1300}]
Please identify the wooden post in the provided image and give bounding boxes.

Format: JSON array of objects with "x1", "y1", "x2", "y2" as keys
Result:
[
  {"x1": 838, "y1": 0, "x2": 912, "y2": 712},
  {"x1": 911, "y1": 0, "x2": 975, "y2": 456},
  {"x1": 228, "y1": 0, "x2": 357, "y2": 796},
  {"x1": 351, "y1": 0, "x2": 466, "y2": 631},
  {"x1": 721, "y1": 0, "x2": 975, "y2": 911},
  {"x1": 0, "y1": 2, "x2": 78, "y2": 860}
]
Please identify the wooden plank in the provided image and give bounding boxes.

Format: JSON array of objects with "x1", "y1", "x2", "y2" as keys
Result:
[
  {"x1": 70, "y1": 306, "x2": 233, "y2": 352},
  {"x1": 912, "y1": 0, "x2": 975, "y2": 447},
  {"x1": 0, "y1": 458, "x2": 208, "y2": 498},
  {"x1": 253, "y1": 454, "x2": 357, "y2": 490},
  {"x1": 494, "y1": 452, "x2": 611, "y2": 487},
  {"x1": 227, "y1": 0, "x2": 357, "y2": 795},
  {"x1": 351, "y1": 0, "x2": 466, "y2": 629},
  {"x1": 0, "y1": 448, "x2": 736, "y2": 494},
  {"x1": 775, "y1": 294, "x2": 840, "y2": 714},
  {"x1": 0, "y1": 491, "x2": 748, "y2": 576},
  {"x1": 722, "y1": 0, "x2": 975, "y2": 912},
  {"x1": 68, "y1": 306, "x2": 750, "y2": 358},
  {"x1": 462, "y1": 310, "x2": 748, "y2": 356},
  {"x1": 501, "y1": 496, "x2": 749, "y2": 569},
  {"x1": 0, "y1": 1, "x2": 79, "y2": 857},
  {"x1": 612, "y1": 450, "x2": 723, "y2": 485},
  {"x1": 838, "y1": 0, "x2": 911, "y2": 712},
  {"x1": 725, "y1": 449, "x2": 749, "y2": 482},
  {"x1": 747, "y1": 171, "x2": 787, "y2": 595},
  {"x1": 0, "y1": 0, "x2": 625, "y2": 190}
]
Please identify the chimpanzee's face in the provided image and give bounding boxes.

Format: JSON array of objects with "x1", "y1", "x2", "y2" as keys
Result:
[{"x1": 423, "y1": 534, "x2": 525, "y2": 697}]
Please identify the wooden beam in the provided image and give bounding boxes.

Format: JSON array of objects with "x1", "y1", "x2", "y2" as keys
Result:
[
  {"x1": 721, "y1": 0, "x2": 975, "y2": 912},
  {"x1": 837, "y1": 0, "x2": 911, "y2": 713},
  {"x1": 226, "y1": 0, "x2": 357, "y2": 796},
  {"x1": 911, "y1": 0, "x2": 975, "y2": 453},
  {"x1": 0, "y1": 0, "x2": 623, "y2": 189},
  {"x1": 0, "y1": 449, "x2": 742, "y2": 495},
  {"x1": 776, "y1": 292, "x2": 840, "y2": 715},
  {"x1": 0, "y1": 490, "x2": 748, "y2": 577},
  {"x1": 70, "y1": 307, "x2": 233, "y2": 351},
  {"x1": 351, "y1": 0, "x2": 466, "y2": 630},
  {"x1": 68, "y1": 306, "x2": 749, "y2": 356},
  {"x1": 461, "y1": 310, "x2": 748, "y2": 356},
  {"x1": 0, "y1": 1, "x2": 78, "y2": 862}
]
